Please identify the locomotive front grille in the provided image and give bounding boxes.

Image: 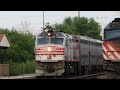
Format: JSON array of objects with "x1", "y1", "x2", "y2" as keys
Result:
[{"x1": 37, "y1": 62, "x2": 64, "y2": 73}]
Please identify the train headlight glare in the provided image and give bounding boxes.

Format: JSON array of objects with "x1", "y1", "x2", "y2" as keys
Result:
[
  {"x1": 58, "y1": 56, "x2": 61, "y2": 59},
  {"x1": 48, "y1": 47, "x2": 51, "y2": 51},
  {"x1": 48, "y1": 33, "x2": 51, "y2": 36}
]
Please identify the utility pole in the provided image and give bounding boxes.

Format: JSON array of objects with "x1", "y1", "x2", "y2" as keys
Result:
[
  {"x1": 43, "y1": 11, "x2": 45, "y2": 31},
  {"x1": 78, "y1": 11, "x2": 80, "y2": 17}
]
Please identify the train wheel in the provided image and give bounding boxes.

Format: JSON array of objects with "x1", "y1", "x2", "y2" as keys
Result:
[
  {"x1": 76, "y1": 62, "x2": 81, "y2": 75},
  {"x1": 64, "y1": 62, "x2": 70, "y2": 77}
]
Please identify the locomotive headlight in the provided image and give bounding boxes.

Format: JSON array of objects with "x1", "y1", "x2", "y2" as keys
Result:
[
  {"x1": 48, "y1": 47, "x2": 51, "y2": 51},
  {"x1": 58, "y1": 56, "x2": 61, "y2": 59},
  {"x1": 48, "y1": 33, "x2": 51, "y2": 36}
]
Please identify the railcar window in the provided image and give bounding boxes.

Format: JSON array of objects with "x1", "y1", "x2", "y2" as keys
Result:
[
  {"x1": 72, "y1": 38, "x2": 75, "y2": 42},
  {"x1": 91, "y1": 42, "x2": 95, "y2": 46},
  {"x1": 91, "y1": 42, "x2": 101, "y2": 47},
  {"x1": 51, "y1": 37, "x2": 63, "y2": 44},
  {"x1": 95, "y1": 42, "x2": 98, "y2": 46},
  {"x1": 80, "y1": 39, "x2": 88, "y2": 44},
  {"x1": 37, "y1": 38, "x2": 49, "y2": 45},
  {"x1": 97, "y1": 43, "x2": 102, "y2": 47},
  {"x1": 89, "y1": 41, "x2": 91, "y2": 45}
]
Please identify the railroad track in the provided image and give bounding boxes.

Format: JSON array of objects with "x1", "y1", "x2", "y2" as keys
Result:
[
  {"x1": 2, "y1": 68, "x2": 118, "y2": 79},
  {"x1": 102, "y1": 68, "x2": 120, "y2": 79},
  {"x1": 0, "y1": 74, "x2": 36, "y2": 79},
  {"x1": 35, "y1": 73, "x2": 105, "y2": 79},
  {"x1": 20, "y1": 69, "x2": 119, "y2": 79},
  {"x1": 67, "y1": 73, "x2": 105, "y2": 79}
]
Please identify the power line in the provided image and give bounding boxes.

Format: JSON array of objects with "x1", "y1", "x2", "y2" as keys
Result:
[
  {"x1": 78, "y1": 11, "x2": 80, "y2": 17},
  {"x1": 43, "y1": 11, "x2": 44, "y2": 30}
]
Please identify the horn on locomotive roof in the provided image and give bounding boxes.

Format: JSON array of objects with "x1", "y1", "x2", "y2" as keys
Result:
[{"x1": 42, "y1": 24, "x2": 63, "y2": 33}]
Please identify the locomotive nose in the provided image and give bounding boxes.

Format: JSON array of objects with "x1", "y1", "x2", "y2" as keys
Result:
[
  {"x1": 48, "y1": 46, "x2": 51, "y2": 51},
  {"x1": 46, "y1": 65, "x2": 55, "y2": 73}
]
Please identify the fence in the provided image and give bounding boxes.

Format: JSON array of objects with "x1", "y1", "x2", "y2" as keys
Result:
[{"x1": 0, "y1": 64, "x2": 9, "y2": 76}]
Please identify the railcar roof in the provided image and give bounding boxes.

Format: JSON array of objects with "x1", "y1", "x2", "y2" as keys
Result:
[
  {"x1": 80, "y1": 36, "x2": 102, "y2": 43},
  {"x1": 104, "y1": 23, "x2": 111, "y2": 29},
  {"x1": 36, "y1": 30, "x2": 102, "y2": 43},
  {"x1": 104, "y1": 18, "x2": 120, "y2": 30}
]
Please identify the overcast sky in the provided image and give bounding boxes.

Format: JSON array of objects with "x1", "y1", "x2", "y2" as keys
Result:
[{"x1": 0, "y1": 11, "x2": 120, "y2": 35}]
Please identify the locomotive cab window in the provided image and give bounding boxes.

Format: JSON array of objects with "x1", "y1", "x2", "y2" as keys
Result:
[
  {"x1": 104, "y1": 29, "x2": 120, "y2": 40},
  {"x1": 50, "y1": 37, "x2": 64, "y2": 45},
  {"x1": 37, "y1": 38, "x2": 49, "y2": 45}
]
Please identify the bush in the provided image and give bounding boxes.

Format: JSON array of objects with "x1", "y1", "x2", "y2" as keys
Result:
[{"x1": 9, "y1": 60, "x2": 36, "y2": 76}]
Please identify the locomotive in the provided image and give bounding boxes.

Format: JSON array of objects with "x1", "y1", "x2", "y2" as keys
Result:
[
  {"x1": 103, "y1": 18, "x2": 120, "y2": 73},
  {"x1": 35, "y1": 27, "x2": 103, "y2": 77}
]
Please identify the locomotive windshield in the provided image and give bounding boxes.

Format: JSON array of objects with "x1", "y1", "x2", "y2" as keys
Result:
[
  {"x1": 104, "y1": 29, "x2": 120, "y2": 40},
  {"x1": 37, "y1": 38, "x2": 49, "y2": 45},
  {"x1": 51, "y1": 37, "x2": 63, "y2": 44},
  {"x1": 37, "y1": 37, "x2": 64, "y2": 45}
]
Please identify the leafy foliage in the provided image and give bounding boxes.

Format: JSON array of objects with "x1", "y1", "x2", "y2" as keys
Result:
[
  {"x1": 53, "y1": 17, "x2": 102, "y2": 40},
  {"x1": 0, "y1": 28, "x2": 35, "y2": 63},
  {"x1": 9, "y1": 60, "x2": 36, "y2": 76}
]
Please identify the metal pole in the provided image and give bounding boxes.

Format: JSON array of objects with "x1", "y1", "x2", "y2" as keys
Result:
[
  {"x1": 78, "y1": 11, "x2": 80, "y2": 17},
  {"x1": 43, "y1": 11, "x2": 44, "y2": 31}
]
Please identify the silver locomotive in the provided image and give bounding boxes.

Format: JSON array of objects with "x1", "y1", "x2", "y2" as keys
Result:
[{"x1": 35, "y1": 28, "x2": 103, "y2": 76}]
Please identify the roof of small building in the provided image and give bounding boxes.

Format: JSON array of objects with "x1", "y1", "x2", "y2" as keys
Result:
[{"x1": 0, "y1": 34, "x2": 10, "y2": 48}]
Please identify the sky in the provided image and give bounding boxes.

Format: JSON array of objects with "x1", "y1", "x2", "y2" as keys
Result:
[{"x1": 0, "y1": 11, "x2": 120, "y2": 35}]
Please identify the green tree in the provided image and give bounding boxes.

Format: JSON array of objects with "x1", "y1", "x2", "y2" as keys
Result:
[
  {"x1": 0, "y1": 28, "x2": 35, "y2": 63},
  {"x1": 53, "y1": 17, "x2": 102, "y2": 40}
]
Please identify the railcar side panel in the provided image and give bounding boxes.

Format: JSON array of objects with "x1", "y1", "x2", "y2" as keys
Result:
[{"x1": 80, "y1": 43, "x2": 89, "y2": 65}]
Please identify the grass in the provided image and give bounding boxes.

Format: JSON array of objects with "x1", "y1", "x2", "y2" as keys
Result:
[{"x1": 9, "y1": 60, "x2": 36, "y2": 76}]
